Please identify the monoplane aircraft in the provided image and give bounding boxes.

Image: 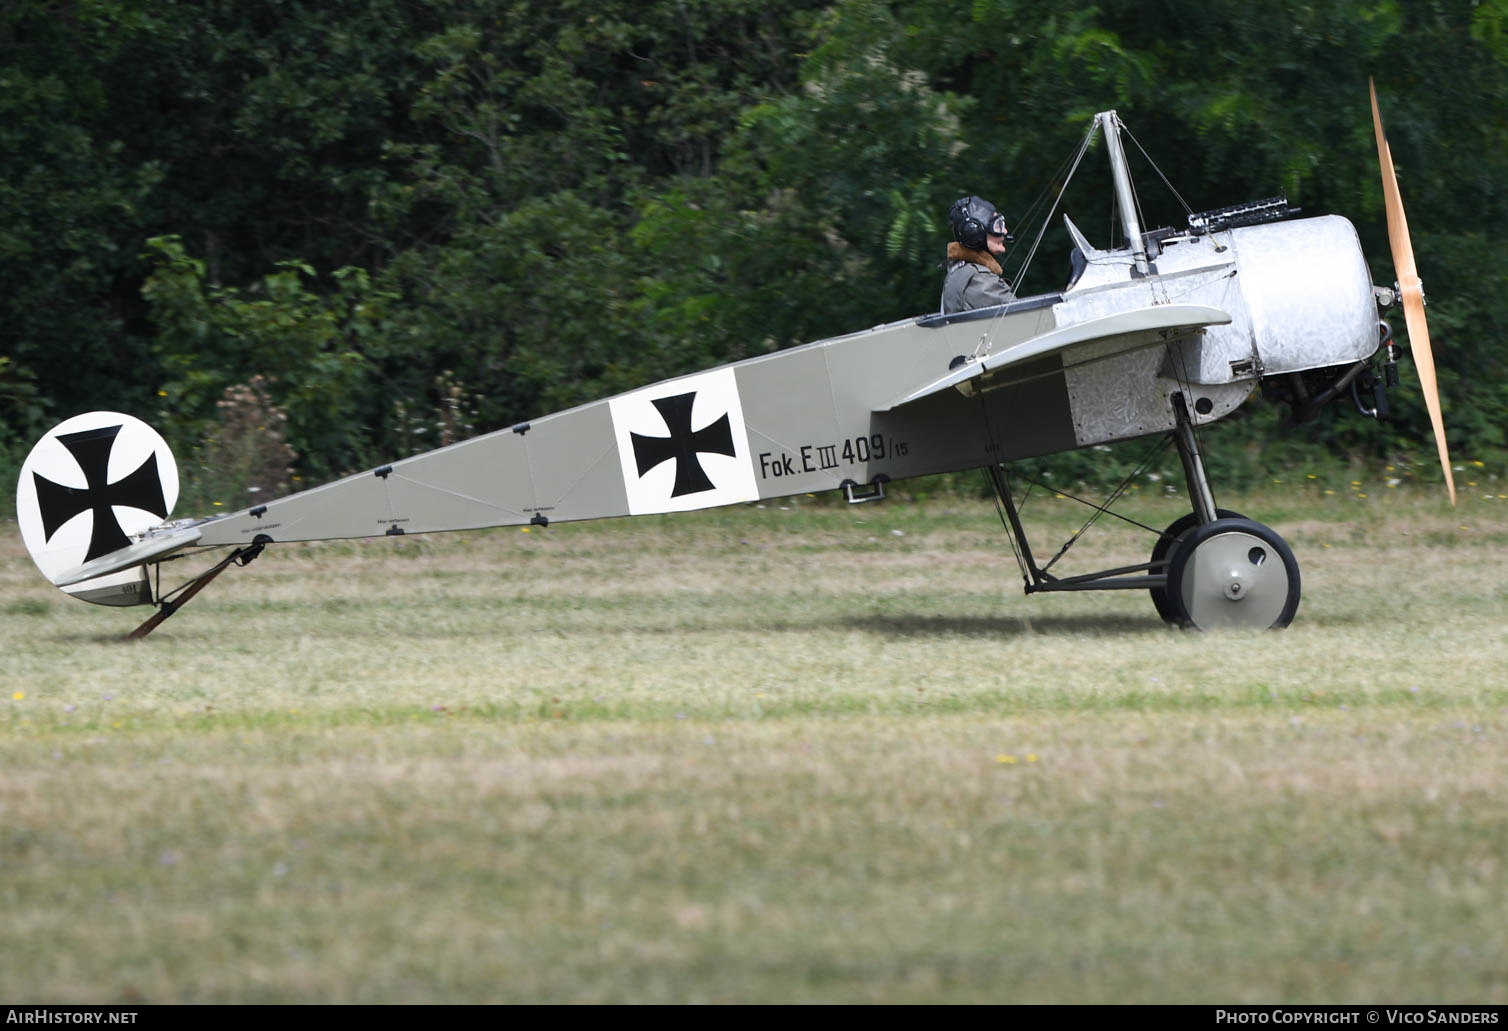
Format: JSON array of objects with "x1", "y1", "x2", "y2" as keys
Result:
[{"x1": 14, "y1": 85, "x2": 1454, "y2": 635}]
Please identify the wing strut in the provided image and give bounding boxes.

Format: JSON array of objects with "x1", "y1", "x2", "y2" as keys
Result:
[{"x1": 127, "y1": 537, "x2": 270, "y2": 640}]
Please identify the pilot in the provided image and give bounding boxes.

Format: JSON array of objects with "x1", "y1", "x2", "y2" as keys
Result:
[{"x1": 941, "y1": 195, "x2": 1016, "y2": 312}]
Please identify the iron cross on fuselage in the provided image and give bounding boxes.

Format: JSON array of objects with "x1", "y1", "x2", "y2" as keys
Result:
[{"x1": 629, "y1": 391, "x2": 737, "y2": 497}]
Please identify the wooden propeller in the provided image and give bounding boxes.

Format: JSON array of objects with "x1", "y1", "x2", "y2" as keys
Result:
[{"x1": 1370, "y1": 78, "x2": 1456, "y2": 505}]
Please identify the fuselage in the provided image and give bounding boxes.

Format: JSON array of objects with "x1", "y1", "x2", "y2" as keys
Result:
[{"x1": 178, "y1": 210, "x2": 1380, "y2": 548}]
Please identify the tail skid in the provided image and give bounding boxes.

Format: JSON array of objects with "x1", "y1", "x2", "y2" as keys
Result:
[{"x1": 126, "y1": 537, "x2": 268, "y2": 640}]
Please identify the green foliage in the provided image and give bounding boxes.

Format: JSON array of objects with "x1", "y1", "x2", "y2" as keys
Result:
[
  {"x1": 0, "y1": 358, "x2": 46, "y2": 443},
  {"x1": 625, "y1": 7, "x2": 970, "y2": 370},
  {"x1": 0, "y1": 357, "x2": 47, "y2": 520},
  {"x1": 141, "y1": 236, "x2": 391, "y2": 481},
  {"x1": 181, "y1": 376, "x2": 299, "y2": 514}
]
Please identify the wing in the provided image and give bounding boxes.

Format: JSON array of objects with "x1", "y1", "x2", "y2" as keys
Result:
[{"x1": 879, "y1": 304, "x2": 1232, "y2": 410}]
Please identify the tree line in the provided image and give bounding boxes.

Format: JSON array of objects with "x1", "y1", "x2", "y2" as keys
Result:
[{"x1": 4, "y1": 0, "x2": 1506, "y2": 509}]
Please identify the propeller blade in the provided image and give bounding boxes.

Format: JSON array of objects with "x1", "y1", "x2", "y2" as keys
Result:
[{"x1": 1370, "y1": 78, "x2": 1456, "y2": 505}]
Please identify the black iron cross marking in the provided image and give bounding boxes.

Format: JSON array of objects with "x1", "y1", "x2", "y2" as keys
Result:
[
  {"x1": 33, "y1": 425, "x2": 168, "y2": 563},
  {"x1": 630, "y1": 391, "x2": 737, "y2": 497}
]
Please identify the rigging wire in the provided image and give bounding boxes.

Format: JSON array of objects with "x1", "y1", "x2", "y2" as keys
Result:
[
  {"x1": 1001, "y1": 145, "x2": 1082, "y2": 267},
  {"x1": 960, "y1": 111, "x2": 1216, "y2": 572},
  {"x1": 959, "y1": 113, "x2": 1237, "y2": 585},
  {"x1": 1115, "y1": 116, "x2": 1232, "y2": 473},
  {"x1": 1111, "y1": 115, "x2": 1168, "y2": 302},
  {"x1": 1117, "y1": 116, "x2": 1152, "y2": 253},
  {"x1": 960, "y1": 121, "x2": 1101, "y2": 359},
  {"x1": 1121, "y1": 122, "x2": 1196, "y2": 218},
  {"x1": 986, "y1": 464, "x2": 1032, "y2": 589},
  {"x1": 978, "y1": 380, "x2": 1174, "y2": 585},
  {"x1": 1000, "y1": 111, "x2": 1107, "y2": 257},
  {"x1": 1029, "y1": 431, "x2": 1175, "y2": 574},
  {"x1": 1006, "y1": 118, "x2": 1099, "y2": 290}
]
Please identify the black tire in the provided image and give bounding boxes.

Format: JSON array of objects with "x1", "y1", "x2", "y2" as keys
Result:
[
  {"x1": 1148, "y1": 508, "x2": 1244, "y2": 624},
  {"x1": 1166, "y1": 517, "x2": 1302, "y2": 631}
]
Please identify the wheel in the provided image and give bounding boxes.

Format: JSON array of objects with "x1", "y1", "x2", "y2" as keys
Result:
[
  {"x1": 1166, "y1": 517, "x2": 1301, "y2": 630},
  {"x1": 1148, "y1": 508, "x2": 1244, "y2": 625}
]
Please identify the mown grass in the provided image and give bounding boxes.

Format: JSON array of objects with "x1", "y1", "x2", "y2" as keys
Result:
[{"x1": 2, "y1": 488, "x2": 1506, "y2": 1003}]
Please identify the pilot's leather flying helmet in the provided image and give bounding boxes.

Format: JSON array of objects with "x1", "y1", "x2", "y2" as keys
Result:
[{"x1": 949, "y1": 195, "x2": 1008, "y2": 250}]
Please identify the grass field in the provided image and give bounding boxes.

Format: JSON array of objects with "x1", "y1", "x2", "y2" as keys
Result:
[{"x1": 2, "y1": 486, "x2": 1506, "y2": 1003}]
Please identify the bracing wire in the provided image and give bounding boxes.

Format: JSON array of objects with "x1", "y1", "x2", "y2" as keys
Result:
[
  {"x1": 961, "y1": 120, "x2": 1100, "y2": 354},
  {"x1": 1003, "y1": 146, "x2": 1082, "y2": 264},
  {"x1": 1006, "y1": 119, "x2": 1099, "y2": 290},
  {"x1": 1019, "y1": 432, "x2": 1176, "y2": 574},
  {"x1": 1001, "y1": 113, "x2": 1195, "y2": 291},
  {"x1": 985, "y1": 465, "x2": 1032, "y2": 588},
  {"x1": 961, "y1": 113, "x2": 1224, "y2": 581},
  {"x1": 1121, "y1": 121, "x2": 1196, "y2": 218},
  {"x1": 1118, "y1": 117, "x2": 1245, "y2": 472},
  {"x1": 1127, "y1": 142, "x2": 1148, "y2": 245},
  {"x1": 1009, "y1": 115, "x2": 1114, "y2": 251}
]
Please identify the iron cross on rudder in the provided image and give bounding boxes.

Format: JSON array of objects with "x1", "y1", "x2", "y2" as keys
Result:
[{"x1": 32, "y1": 424, "x2": 169, "y2": 563}]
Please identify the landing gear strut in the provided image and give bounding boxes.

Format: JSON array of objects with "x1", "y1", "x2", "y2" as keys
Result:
[{"x1": 984, "y1": 393, "x2": 1303, "y2": 629}]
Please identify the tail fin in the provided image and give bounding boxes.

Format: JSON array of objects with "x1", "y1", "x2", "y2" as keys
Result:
[{"x1": 15, "y1": 411, "x2": 184, "y2": 606}]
